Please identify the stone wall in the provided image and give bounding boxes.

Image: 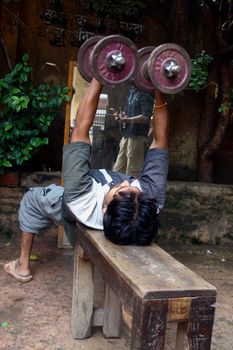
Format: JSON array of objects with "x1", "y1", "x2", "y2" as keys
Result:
[
  {"x1": 0, "y1": 172, "x2": 233, "y2": 245},
  {"x1": 160, "y1": 181, "x2": 233, "y2": 245}
]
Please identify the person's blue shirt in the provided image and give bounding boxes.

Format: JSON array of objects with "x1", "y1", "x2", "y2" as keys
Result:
[{"x1": 122, "y1": 85, "x2": 154, "y2": 137}]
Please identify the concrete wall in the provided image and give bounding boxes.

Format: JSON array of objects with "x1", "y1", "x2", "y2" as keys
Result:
[{"x1": 160, "y1": 181, "x2": 233, "y2": 245}]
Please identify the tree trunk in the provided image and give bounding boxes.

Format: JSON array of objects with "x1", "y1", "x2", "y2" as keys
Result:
[
  {"x1": 197, "y1": 59, "x2": 231, "y2": 182},
  {"x1": 197, "y1": 64, "x2": 218, "y2": 182},
  {"x1": 197, "y1": 1, "x2": 232, "y2": 182}
]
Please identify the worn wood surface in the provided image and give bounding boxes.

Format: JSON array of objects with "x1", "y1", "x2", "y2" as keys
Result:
[
  {"x1": 187, "y1": 296, "x2": 216, "y2": 349},
  {"x1": 176, "y1": 322, "x2": 189, "y2": 349},
  {"x1": 131, "y1": 298, "x2": 168, "y2": 350},
  {"x1": 77, "y1": 224, "x2": 216, "y2": 302},
  {"x1": 103, "y1": 284, "x2": 122, "y2": 338}
]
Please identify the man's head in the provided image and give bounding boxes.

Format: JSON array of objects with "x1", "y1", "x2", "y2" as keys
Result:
[{"x1": 103, "y1": 181, "x2": 159, "y2": 245}]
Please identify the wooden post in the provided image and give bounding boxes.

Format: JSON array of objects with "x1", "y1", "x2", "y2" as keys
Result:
[
  {"x1": 103, "y1": 284, "x2": 122, "y2": 338},
  {"x1": 131, "y1": 298, "x2": 169, "y2": 350},
  {"x1": 71, "y1": 243, "x2": 94, "y2": 339},
  {"x1": 187, "y1": 297, "x2": 216, "y2": 350},
  {"x1": 57, "y1": 61, "x2": 76, "y2": 248},
  {"x1": 175, "y1": 322, "x2": 188, "y2": 349}
]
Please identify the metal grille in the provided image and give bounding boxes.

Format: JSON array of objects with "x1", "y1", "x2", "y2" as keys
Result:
[{"x1": 93, "y1": 106, "x2": 106, "y2": 130}]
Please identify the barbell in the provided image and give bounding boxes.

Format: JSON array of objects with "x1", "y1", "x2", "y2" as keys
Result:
[{"x1": 77, "y1": 35, "x2": 192, "y2": 94}]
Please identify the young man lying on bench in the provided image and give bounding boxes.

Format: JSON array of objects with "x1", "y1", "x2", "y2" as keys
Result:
[{"x1": 3, "y1": 77, "x2": 169, "y2": 282}]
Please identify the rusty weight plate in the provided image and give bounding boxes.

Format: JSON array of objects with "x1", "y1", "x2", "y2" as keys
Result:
[
  {"x1": 77, "y1": 36, "x2": 103, "y2": 82},
  {"x1": 133, "y1": 46, "x2": 155, "y2": 93},
  {"x1": 147, "y1": 43, "x2": 192, "y2": 94},
  {"x1": 90, "y1": 35, "x2": 138, "y2": 87}
]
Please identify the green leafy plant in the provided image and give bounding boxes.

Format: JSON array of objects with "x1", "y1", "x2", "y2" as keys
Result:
[
  {"x1": 188, "y1": 51, "x2": 213, "y2": 92},
  {"x1": 218, "y1": 103, "x2": 232, "y2": 113},
  {"x1": 218, "y1": 88, "x2": 233, "y2": 114},
  {"x1": 0, "y1": 53, "x2": 70, "y2": 173}
]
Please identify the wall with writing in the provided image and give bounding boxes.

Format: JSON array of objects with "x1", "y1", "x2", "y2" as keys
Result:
[{"x1": 1, "y1": 0, "x2": 167, "y2": 84}]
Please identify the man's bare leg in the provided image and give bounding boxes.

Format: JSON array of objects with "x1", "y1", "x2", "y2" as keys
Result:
[
  {"x1": 4, "y1": 231, "x2": 34, "y2": 281},
  {"x1": 17, "y1": 232, "x2": 34, "y2": 276}
]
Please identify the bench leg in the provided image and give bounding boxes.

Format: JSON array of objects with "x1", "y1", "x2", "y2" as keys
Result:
[
  {"x1": 131, "y1": 299, "x2": 168, "y2": 350},
  {"x1": 175, "y1": 322, "x2": 188, "y2": 349},
  {"x1": 103, "y1": 284, "x2": 122, "y2": 338},
  {"x1": 71, "y1": 244, "x2": 94, "y2": 339},
  {"x1": 187, "y1": 296, "x2": 216, "y2": 350}
]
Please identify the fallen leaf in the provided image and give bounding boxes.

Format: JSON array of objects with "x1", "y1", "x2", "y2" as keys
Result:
[
  {"x1": 30, "y1": 253, "x2": 38, "y2": 261},
  {"x1": 1, "y1": 321, "x2": 9, "y2": 327}
]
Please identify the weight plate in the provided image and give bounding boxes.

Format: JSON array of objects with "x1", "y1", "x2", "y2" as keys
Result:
[
  {"x1": 147, "y1": 43, "x2": 192, "y2": 94},
  {"x1": 90, "y1": 35, "x2": 138, "y2": 87},
  {"x1": 77, "y1": 36, "x2": 103, "y2": 82},
  {"x1": 133, "y1": 46, "x2": 155, "y2": 93}
]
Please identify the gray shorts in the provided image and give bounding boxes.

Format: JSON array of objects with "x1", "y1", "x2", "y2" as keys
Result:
[{"x1": 18, "y1": 184, "x2": 64, "y2": 234}]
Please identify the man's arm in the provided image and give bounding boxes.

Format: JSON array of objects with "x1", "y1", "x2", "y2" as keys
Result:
[
  {"x1": 150, "y1": 90, "x2": 169, "y2": 149},
  {"x1": 70, "y1": 78, "x2": 103, "y2": 144},
  {"x1": 121, "y1": 114, "x2": 149, "y2": 124}
]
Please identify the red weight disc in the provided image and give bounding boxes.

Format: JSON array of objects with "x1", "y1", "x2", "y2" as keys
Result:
[
  {"x1": 90, "y1": 35, "x2": 138, "y2": 87},
  {"x1": 77, "y1": 36, "x2": 103, "y2": 82},
  {"x1": 133, "y1": 46, "x2": 155, "y2": 93},
  {"x1": 147, "y1": 43, "x2": 192, "y2": 94}
]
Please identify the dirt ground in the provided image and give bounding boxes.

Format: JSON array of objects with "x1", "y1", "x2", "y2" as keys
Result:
[{"x1": 0, "y1": 233, "x2": 233, "y2": 350}]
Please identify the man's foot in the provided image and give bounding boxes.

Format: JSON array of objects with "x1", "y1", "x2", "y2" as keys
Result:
[{"x1": 3, "y1": 259, "x2": 32, "y2": 282}]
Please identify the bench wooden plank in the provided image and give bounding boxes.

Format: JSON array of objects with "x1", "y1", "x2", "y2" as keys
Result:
[{"x1": 77, "y1": 224, "x2": 216, "y2": 299}]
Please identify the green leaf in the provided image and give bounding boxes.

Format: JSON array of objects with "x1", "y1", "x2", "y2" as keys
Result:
[
  {"x1": 19, "y1": 96, "x2": 30, "y2": 108},
  {"x1": 11, "y1": 88, "x2": 21, "y2": 94},
  {"x1": 64, "y1": 95, "x2": 70, "y2": 102},
  {"x1": 5, "y1": 123, "x2": 13, "y2": 131},
  {"x1": 0, "y1": 79, "x2": 9, "y2": 89},
  {"x1": 31, "y1": 138, "x2": 42, "y2": 147},
  {"x1": 1, "y1": 321, "x2": 9, "y2": 327},
  {"x1": 62, "y1": 87, "x2": 69, "y2": 94},
  {"x1": 14, "y1": 63, "x2": 23, "y2": 73},
  {"x1": 23, "y1": 66, "x2": 31, "y2": 73},
  {"x1": 22, "y1": 53, "x2": 29, "y2": 63},
  {"x1": 20, "y1": 73, "x2": 28, "y2": 82},
  {"x1": 2, "y1": 160, "x2": 12, "y2": 167},
  {"x1": 11, "y1": 96, "x2": 19, "y2": 102}
]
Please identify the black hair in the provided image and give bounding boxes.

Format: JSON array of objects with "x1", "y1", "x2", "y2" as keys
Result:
[{"x1": 103, "y1": 191, "x2": 159, "y2": 245}]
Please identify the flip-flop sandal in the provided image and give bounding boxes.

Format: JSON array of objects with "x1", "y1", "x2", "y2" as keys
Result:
[{"x1": 3, "y1": 259, "x2": 32, "y2": 282}]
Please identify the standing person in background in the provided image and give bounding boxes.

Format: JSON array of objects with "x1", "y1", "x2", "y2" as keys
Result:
[{"x1": 112, "y1": 84, "x2": 154, "y2": 178}]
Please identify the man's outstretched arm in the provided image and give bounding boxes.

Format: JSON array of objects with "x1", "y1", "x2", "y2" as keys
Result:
[
  {"x1": 70, "y1": 78, "x2": 103, "y2": 144},
  {"x1": 150, "y1": 90, "x2": 169, "y2": 150}
]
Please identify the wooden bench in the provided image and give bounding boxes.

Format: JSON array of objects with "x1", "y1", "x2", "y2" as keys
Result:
[{"x1": 71, "y1": 223, "x2": 217, "y2": 350}]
